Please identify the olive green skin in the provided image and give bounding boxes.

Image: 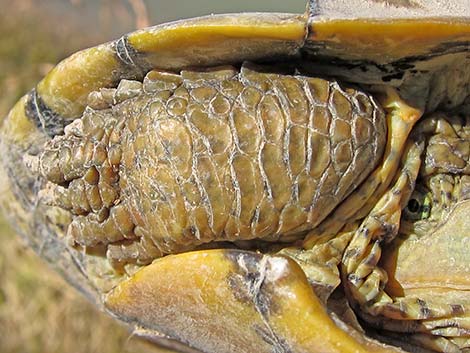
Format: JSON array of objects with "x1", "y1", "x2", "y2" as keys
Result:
[{"x1": 1, "y1": 1, "x2": 469, "y2": 352}]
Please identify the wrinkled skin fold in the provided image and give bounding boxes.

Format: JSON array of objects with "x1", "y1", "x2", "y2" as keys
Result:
[{"x1": 1, "y1": 4, "x2": 469, "y2": 353}]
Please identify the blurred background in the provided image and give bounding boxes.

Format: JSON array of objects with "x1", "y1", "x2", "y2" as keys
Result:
[{"x1": 0, "y1": 1, "x2": 304, "y2": 353}]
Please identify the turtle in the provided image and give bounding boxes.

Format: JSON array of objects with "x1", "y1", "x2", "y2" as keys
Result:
[{"x1": 1, "y1": 0, "x2": 469, "y2": 352}]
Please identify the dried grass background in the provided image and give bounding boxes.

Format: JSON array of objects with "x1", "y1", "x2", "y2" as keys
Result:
[{"x1": 0, "y1": 1, "x2": 304, "y2": 352}]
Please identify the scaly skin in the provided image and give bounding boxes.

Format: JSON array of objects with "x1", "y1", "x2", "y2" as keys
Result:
[
  {"x1": 1, "y1": 7, "x2": 469, "y2": 353},
  {"x1": 39, "y1": 65, "x2": 386, "y2": 265},
  {"x1": 336, "y1": 112, "x2": 470, "y2": 353}
]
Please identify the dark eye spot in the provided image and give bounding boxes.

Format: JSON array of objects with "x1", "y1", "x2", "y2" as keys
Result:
[
  {"x1": 407, "y1": 198, "x2": 420, "y2": 213},
  {"x1": 403, "y1": 190, "x2": 432, "y2": 221}
]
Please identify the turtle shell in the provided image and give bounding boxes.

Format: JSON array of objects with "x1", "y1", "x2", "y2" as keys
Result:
[{"x1": 1, "y1": 1, "x2": 469, "y2": 352}]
